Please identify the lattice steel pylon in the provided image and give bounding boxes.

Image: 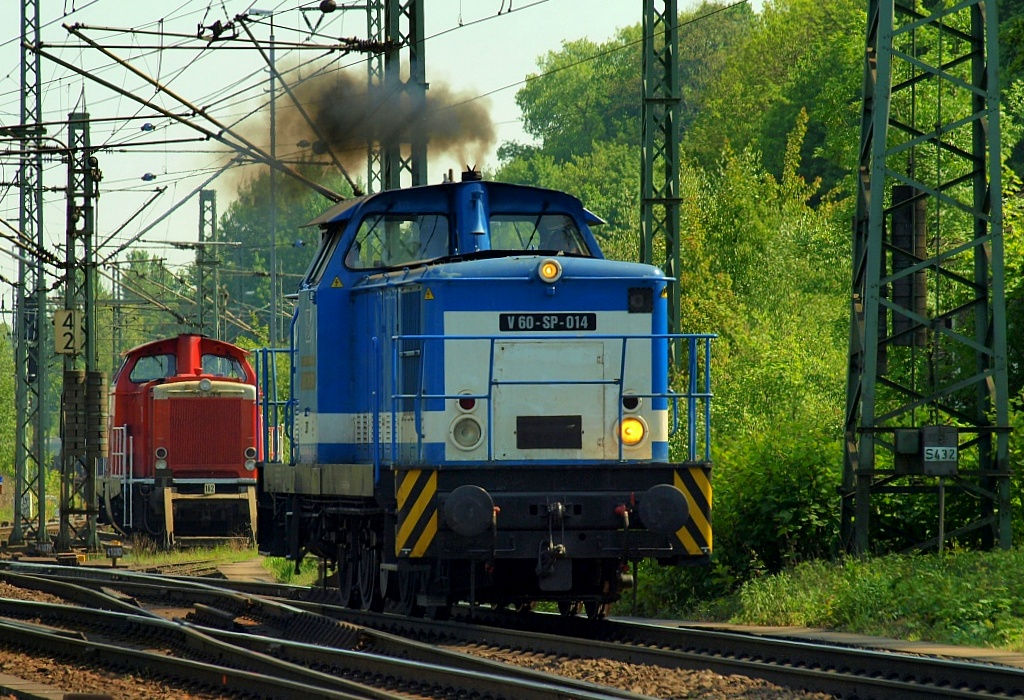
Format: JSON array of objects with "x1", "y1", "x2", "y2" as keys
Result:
[
  {"x1": 641, "y1": 0, "x2": 681, "y2": 359},
  {"x1": 197, "y1": 189, "x2": 220, "y2": 339},
  {"x1": 371, "y1": 0, "x2": 426, "y2": 191},
  {"x1": 842, "y1": 0, "x2": 1009, "y2": 553},
  {"x1": 55, "y1": 111, "x2": 103, "y2": 552},
  {"x1": 12, "y1": 0, "x2": 50, "y2": 546},
  {"x1": 366, "y1": 0, "x2": 385, "y2": 194}
]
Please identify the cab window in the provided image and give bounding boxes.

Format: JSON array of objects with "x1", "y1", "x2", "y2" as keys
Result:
[
  {"x1": 345, "y1": 213, "x2": 449, "y2": 269},
  {"x1": 489, "y1": 213, "x2": 589, "y2": 255},
  {"x1": 305, "y1": 228, "x2": 341, "y2": 285},
  {"x1": 202, "y1": 354, "x2": 246, "y2": 379},
  {"x1": 129, "y1": 354, "x2": 176, "y2": 383}
]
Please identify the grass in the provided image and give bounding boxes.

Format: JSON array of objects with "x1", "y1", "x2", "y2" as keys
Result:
[
  {"x1": 111, "y1": 535, "x2": 258, "y2": 566},
  {"x1": 709, "y1": 547, "x2": 1024, "y2": 652},
  {"x1": 262, "y1": 554, "x2": 322, "y2": 586},
  {"x1": 108, "y1": 536, "x2": 320, "y2": 585}
]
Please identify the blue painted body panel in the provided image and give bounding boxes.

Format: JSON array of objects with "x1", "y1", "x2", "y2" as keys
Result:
[{"x1": 290, "y1": 178, "x2": 704, "y2": 478}]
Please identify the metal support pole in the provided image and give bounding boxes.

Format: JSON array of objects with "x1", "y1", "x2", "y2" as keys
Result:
[{"x1": 269, "y1": 16, "x2": 278, "y2": 346}]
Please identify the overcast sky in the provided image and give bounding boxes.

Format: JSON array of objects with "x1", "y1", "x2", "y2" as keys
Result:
[{"x1": 0, "y1": 0, "x2": 756, "y2": 314}]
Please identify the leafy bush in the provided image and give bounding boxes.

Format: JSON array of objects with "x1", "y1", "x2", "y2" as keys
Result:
[{"x1": 728, "y1": 549, "x2": 1024, "y2": 651}]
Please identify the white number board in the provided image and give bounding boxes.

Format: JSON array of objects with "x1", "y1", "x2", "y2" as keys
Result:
[
  {"x1": 924, "y1": 446, "x2": 958, "y2": 462},
  {"x1": 54, "y1": 309, "x2": 84, "y2": 355}
]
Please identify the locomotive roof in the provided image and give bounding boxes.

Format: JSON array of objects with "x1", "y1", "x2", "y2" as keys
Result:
[
  {"x1": 305, "y1": 179, "x2": 604, "y2": 229},
  {"x1": 122, "y1": 333, "x2": 250, "y2": 358}
]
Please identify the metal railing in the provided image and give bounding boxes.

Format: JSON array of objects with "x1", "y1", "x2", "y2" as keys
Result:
[
  {"x1": 253, "y1": 346, "x2": 290, "y2": 464},
  {"x1": 108, "y1": 426, "x2": 134, "y2": 528},
  {"x1": 377, "y1": 333, "x2": 714, "y2": 469}
]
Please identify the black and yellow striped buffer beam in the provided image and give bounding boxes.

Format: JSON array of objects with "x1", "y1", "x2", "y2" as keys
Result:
[
  {"x1": 395, "y1": 469, "x2": 438, "y2": 558},
  {"x1": 674, "y1": 467, "x2": 712, "y2": 556}
]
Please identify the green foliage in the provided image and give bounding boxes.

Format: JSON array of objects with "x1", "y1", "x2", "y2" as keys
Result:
[
  {"x1": 631, "y1": 114, "x2": 850, "y2": 611},
  {"x1": 728, "y1": 549, "x2": 1024, "y2": 650},
  {"x1": 0, "y1": 328, "x2": 16, "y2": 481},
  {"x1": 705, "y1": 418, "x2": 842, "y2": 579},
  {"x1": 506, "y1": 2, "x2": 754, "y2": 166},
  {"x1": 685, "y1": 0, "x2": 864, "y2": 194},
  {"x1": 686, "y1": 110, "x2": 849, "y2": 433},
  {"x1": 264, "y1": 555, "x2": 321, "y2": 585},
  {"x1": 515, "y1": 34, "x2": 641, "y2": 163},
  {"x1": 497, "y1": 141, "x2": 642, "y2": 260},
  {"x1": 1005, "y1": 154, "x2": 1024, "y2": 396},
  {"x1": 999, "y1": 0, "x2": 1024, "y2": 102},
  {"x1": 1006, "y1": 401, "x2": 1024, "y2": 544},
  {"x1": 217, "y1": 164, "x2": 354, "y2": 345}
]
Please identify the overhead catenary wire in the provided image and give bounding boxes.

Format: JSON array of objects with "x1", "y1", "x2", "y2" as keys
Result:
[{"x1": 3, "y1": 0, "x2": 740, "y2": 318}]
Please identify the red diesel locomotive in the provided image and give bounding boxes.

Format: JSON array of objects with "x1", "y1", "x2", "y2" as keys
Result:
[{"x1": 99, "y1": 334, "x2": 262, "y2": 546}]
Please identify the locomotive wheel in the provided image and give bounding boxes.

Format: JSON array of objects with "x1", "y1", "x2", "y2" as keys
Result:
[
  {"x1": 557, "y1": 600, "x2": 581, "y2": 617},
  {"x1": 585, "y1": 601, "x2": 611, "y2": 620},
  {"x1": 397, "y1": 571, "x2": 425, "y2": 617},
  {"x1": 358, "y1": 547, "x2": 384, "y2": 612},
  {"x1": 337, "y1": 542, "x2": 356, "y2": 608}
]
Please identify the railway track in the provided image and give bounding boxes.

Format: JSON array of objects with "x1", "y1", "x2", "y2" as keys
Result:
[
  {"x1": 3, "y1": 560, "x2": 1023, "y2": 699},
  {"x1": 0, "y1": 562, "x2": 653, "y2": 700}
]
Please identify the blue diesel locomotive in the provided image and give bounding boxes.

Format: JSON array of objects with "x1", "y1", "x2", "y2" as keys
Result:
[{"x1": 259, "y1": 169, "x2": 713, "y2": 618}]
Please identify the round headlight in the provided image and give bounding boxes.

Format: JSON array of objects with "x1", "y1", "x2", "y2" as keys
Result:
[
  {"x1": 245, "y1": 459, "x2": 256, "y2": 471},
  {"x1": 155, "y1": 458, "x2": 168, "y2": 471},
  {"x1": 199, "y1": 378, "x2": 213, "y2": 392},
  {"x1": 244, "y1": 446, "x2": 257, "y2": 459},
  {"x1": 618, "y1": 416, "x2": 647, "y2": 447},
  {"x1": 537, "y1": 258, "x2": 562, "y2": 283},
  {"x1": 450, "y1": 415, "x2": 484, "y2": 450},
  {"x1": 154, "y1": 446, "x2": 168, "y2": 459}
]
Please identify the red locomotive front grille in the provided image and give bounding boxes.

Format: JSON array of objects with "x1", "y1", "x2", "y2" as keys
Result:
[{"x1": 170, "y1": 397, "x2": 245, "y2": 469}]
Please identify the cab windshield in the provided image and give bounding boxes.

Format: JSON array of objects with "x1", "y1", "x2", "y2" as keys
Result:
[
  {"x1": 345, "y1": 213, "x2": 449, "y2": 269},
  {"x1": 489, "y1": 213, "x2": 589, "y2": 255},
  {"x1": 129, "y1": 353, "x2": 176, "y2": 383},
  {"x1": 201, "y1": 354, "x2": 247, "y2": 379}
]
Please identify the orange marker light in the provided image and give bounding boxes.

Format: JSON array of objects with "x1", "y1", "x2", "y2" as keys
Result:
[
  {"x1": 619, "y1": 417, "x2": 646, "y2": 446},
  {"x1": 538, "y1": 258, "x2": 562, "y2": 283}
]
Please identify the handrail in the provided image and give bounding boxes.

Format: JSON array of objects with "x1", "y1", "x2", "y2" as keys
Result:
[
  {"x1": 253, "y1": 346, "x2": 291, "y2": 465},
  {"x1": 383, "y1": 333, "x2": 714, "y2": 464}
]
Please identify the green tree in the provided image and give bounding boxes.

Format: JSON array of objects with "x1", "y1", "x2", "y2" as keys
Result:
[
  {"x1": 0, "y1": 326, "x2": 16, "y2": 482},
  {"x1": 514, "y1": 34, "x2": 641, "y2": 163},
  {"x1": 685, "y1": 0, "x2": 863, "y2": 195},
  {"x1": 506, "y1": 2, "x2": 753, "y2": 167},
  {"x1": 652, "y1": 115, "x2": 850, "y2": 605},
  {"x1": 114, "y1": 250, "x2": 199, "y2": 347},
  {"x1": 217, "y1": 163, "x2": 354, "y2": 344},
  {"x1": 498, "y1": 140, "x2": 642, "y2": 258}
]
